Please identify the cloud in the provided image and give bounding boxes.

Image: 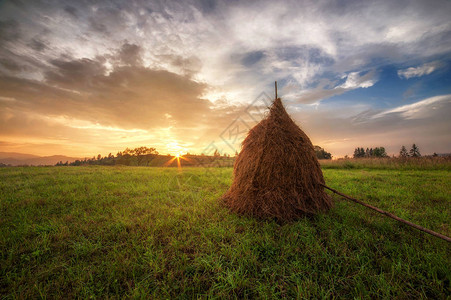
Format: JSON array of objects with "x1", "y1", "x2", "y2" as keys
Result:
[
  {"x1": 64, "y1": 6, "x2": 79, "y2": 19},
  {"x1": 0, "y1": 58, "x2": 27, "y2": 72},
  {"x1": 397, "y1": 61, "x2": 444, "y2": 79},
  {"x1": 290, "y1": 87, "x2": 347, "y2": 104},
  {"x1": 45, "y1": 58, "x2": 107, "y2": 90},
  {"x1": 284, "y1": 70, "x2": 378, "y2": 104},
  {"x1": 116, "y1": 43, "x2": 143, "y2": 66},
  {"x1": 156, "y1": 54, "x2": 202, "y2": 76},
  {"x1": 0, "y1": 48, "x2": 248, "y2": 156},
  {"x1": 28, "y1": 38, "x2": 47, "y2": 52},
  {"x1": 1, "y1": 0, "x2": 450, "y2": 102},
  {"x1": 372, "y1": 94, "x2": 451, "y2": 119},
  {"x1": 289, "y1": 94, "x2": 451, "y2": 157},
  {"x1": 1, "y1": 65, "x2": 210, "y2": 129},
  {"x1": 0, "y1": 19, "x2": 21, "y2": 42},
  {"x1": 0, "y1": 96, "x2": 16, "y2": 102},
  {"x1": 338, "y1": 70, "x2": 378, "y2": 89},
  {"x1": 0, "y1": 0, "x2": 450, "y2": 156}
]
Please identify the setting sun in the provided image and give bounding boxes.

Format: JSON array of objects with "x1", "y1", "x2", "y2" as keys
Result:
[
  {"x1": 163, "y1": 150, "x2": 191, "y2": 171},
  {"x1": 166, "y1": 141, "x2": 187, "y2": 157}
]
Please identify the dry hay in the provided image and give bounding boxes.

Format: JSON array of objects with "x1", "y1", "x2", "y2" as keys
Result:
[{"x1": 222, "y1": 98, "x2": 333, "y2": 221}]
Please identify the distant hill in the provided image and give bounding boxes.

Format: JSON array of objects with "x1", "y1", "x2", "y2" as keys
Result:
[
  {"x1": 0, "y1": 152, "x2": 81, "y2": 166},
  {"x1": 0, "y1": 152, "x2": 40, "y2": 160}
]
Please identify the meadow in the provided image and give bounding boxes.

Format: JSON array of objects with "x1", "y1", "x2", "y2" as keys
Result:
[
  {"x1": 1, "y1": 163, "x2": 450, "y2": 298},
  {"x1": 320, "y1": 156, "x2": 451, "y2": 170}
]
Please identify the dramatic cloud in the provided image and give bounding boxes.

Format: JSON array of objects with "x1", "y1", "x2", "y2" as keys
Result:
[
  {"x1": 0, "y1": 0, "x2": 450, "y2": 157},
  {"x1": 0, "y1": 42, "x2": 248, "y2": 156}
]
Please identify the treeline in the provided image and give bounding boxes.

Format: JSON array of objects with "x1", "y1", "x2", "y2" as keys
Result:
[
  {"x1": 55, "y1": 145, "x2": 333, "y2": 167},
  {"x1": 399, "y1": 144, "x2": 421, "y2": 158},
  {"x1": 57, "y1": 147, "x2": 159, "y2": 166},
  {"x1": 353, "y1": 147, "x2": 388, "y2": 158},
  {"x1": 352, "y1": 144, "x2": 424, "y2": 159},
  {"x1": 56, "y1": 146, "x2": 235, "y2": 167}
]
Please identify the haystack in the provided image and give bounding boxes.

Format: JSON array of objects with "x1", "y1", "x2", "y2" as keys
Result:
[{"x1": 222, "y1": 97, "x2": 333, "y2": 221}]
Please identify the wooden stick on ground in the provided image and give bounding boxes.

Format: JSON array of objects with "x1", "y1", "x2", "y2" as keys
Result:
[{"x1": 321, "y1": 184, "x2": 451, "y2": 243}]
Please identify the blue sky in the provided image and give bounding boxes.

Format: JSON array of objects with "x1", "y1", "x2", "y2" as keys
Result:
[
  {"x1": 0, "y1": 0, "x2": 450, "y2": 157},
  {"x1": 327, "y1": 60, "x2": 451, "y2": 104}
]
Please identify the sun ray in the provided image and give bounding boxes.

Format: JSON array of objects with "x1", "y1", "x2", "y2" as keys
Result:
[
  {"x1": 179, "y1": 155, "x2": 191, "y2": 162},
  {"x1": 176, "y1": 156, "x2": 182, "y2": 171},
  {"x1": 163, "y1": 156, "x2": 177, "y2": 167}
]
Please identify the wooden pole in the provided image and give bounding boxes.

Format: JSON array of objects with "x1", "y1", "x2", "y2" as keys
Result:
[
  {"x1": 321, "y1": 184, "x2": 451, "y2": 243},
  {"x1": 275, "y1": 81, "x2": 278, "y2": 99}
]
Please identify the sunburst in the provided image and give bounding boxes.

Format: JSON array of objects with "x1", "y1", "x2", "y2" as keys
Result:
[{"x1": 164, "y1": 152, "x2": 191, "y2": 171}]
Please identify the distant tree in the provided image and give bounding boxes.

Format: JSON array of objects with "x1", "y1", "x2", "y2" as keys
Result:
[
  {"x1": 133, "y1": 146, "x2": 157, "y2": 156},
  {"x1": 314, "y1": 146, "x2": 332, "y2": 160},
  {"x1": 235, "y1": 150, "x2": 239, "y2": 157},
  {"x1": 432, "y1": 152, "x2": 438, "y2": 157},
  {"x1": 132, "y1": 146, "x2": 158, "y2": 165},
  {"x1": 399, "y1": 146, "x2": 409, "y2": 158},
  {"x1": 353, "y1": 147, "x2": 365, "y2": 158},
  {"x1": 410, "y1": 144, "x2": 421, "y2": 157},
  {"x1": 372, "y1": 147, "x2": 387, "y2": 158},
  {"x1": 71, "y1": 159, "x2": 82, "y2": 166},
  {"x1": 213, "y1": 149, "x2": 220, "y2": 157}
]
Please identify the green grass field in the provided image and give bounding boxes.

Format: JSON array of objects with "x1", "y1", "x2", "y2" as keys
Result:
[{"x1": 1, "y1": 165, "x2": 450, "y2": 298}]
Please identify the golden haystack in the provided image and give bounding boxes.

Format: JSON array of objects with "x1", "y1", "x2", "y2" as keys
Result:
[{"x1": 222, "y1": 97, "x2": 333, "y2": 221}]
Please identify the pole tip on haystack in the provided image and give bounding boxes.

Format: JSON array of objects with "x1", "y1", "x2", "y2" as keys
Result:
[{"x1": 222, "y1": 81, "x2": 333, "y2": 221}]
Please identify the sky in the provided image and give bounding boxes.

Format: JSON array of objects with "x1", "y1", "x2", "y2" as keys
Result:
[{"x1": 0, "y1": 0, "x2": 450, "y2": 158}]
